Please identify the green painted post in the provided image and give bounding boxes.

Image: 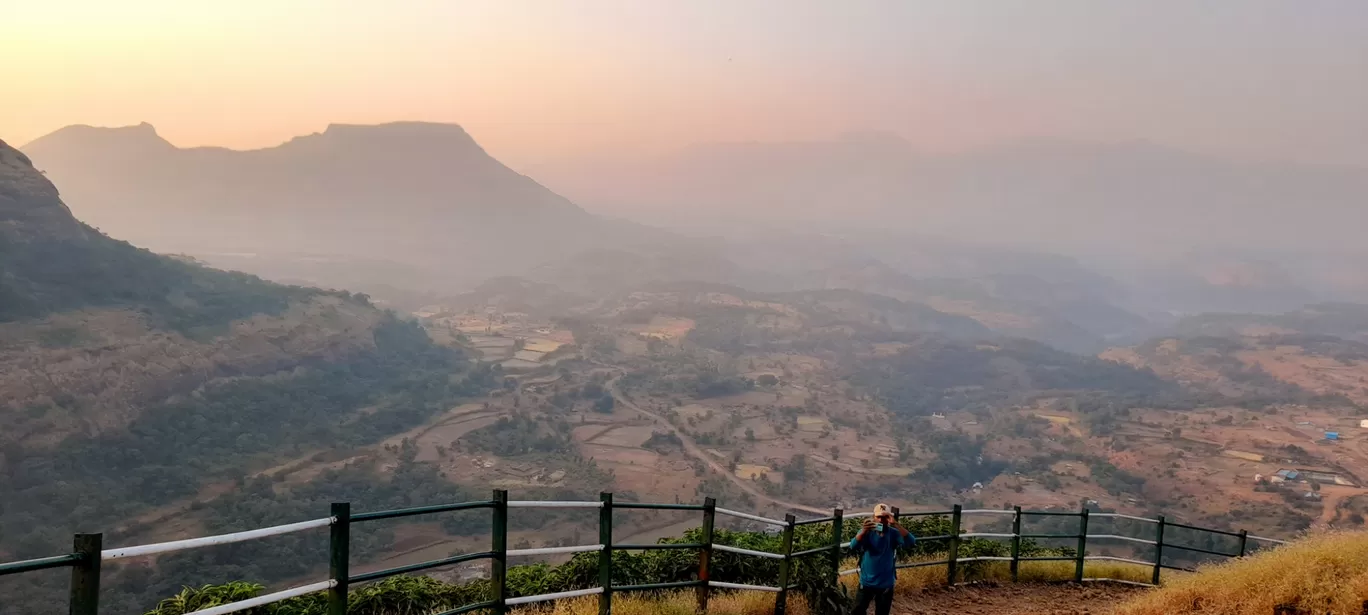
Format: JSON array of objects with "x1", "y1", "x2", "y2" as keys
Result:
[
  {"x1": 1010, "y1": 506, "x2": 1022, "y2": 582},
  {"x1": 775, "y1": 514, "x2": 796, "y2": 615},
  {"x1": 69, "y1": 533, "x2": 101, "y2": 615},
  {"x1": 829, "y1": 508, "x2": 844, "y2": 585},
  {"x1": 946, "y1": 504, "x2": 962, "y2": 585},
  {"x1": 328, "y1": 503, "x2": 350, "y2": 615},
  {"x1": 696, "y1": 497, "x2": 716, "y2": 613},
  {"x1": 1151, "y1": 516, "x2": 1166, "y2": 586},
  {"x1": 598, "y1": 492, "x2": 613, "y2": 615},
  {"x1": 492, "y1": 490, "x2": 509, "y2": 615},
  {"x1": 1237, "y1": 529, "x2": 1249, "y2": 557},
  {"x1": 1074, "y1": 507, "x2": 1089, "y2": 582}
]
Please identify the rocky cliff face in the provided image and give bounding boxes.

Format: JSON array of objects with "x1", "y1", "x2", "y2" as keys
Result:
[{"x1": 0, "y1": 139, "x2": 91, "y2": 240}]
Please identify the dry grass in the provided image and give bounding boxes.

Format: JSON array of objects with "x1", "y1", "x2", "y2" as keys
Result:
[
  {"x1": 1114, "y1": 530, "x2": 1365, "y2": 615},
  {"x1": 513, "y1": 557, "x2": 1168, "y2": 615},
  {"x1": 835, "y1": 556, "x2": 1167, "y2": 593},
  {"x1": 512, "y1": 590, "x2": 807, "y2": 615}
]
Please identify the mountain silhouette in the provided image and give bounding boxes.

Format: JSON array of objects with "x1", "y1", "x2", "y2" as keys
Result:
[{"x1": 23, "y1": 122, "x2": 621, "y2": 288}]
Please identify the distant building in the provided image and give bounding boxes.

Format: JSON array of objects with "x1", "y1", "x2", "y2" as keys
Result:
[
  {"x1": 1360, "y1": 419, "x2": 1368, "y2": 429},
  {"x1": 1326, "y1": 432, "x2": 1340, "y2": 440},
  {"x1": 1273, "y1": 469, "x2": 1301, "y2": 482}
]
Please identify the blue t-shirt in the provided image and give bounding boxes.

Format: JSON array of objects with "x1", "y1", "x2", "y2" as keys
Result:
[{"x1": 850, "y1": 528, "x2": 913, "y2": 589}]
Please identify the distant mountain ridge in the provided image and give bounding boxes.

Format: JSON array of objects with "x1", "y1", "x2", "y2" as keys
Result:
[
  {"x1": 22, "y1": 121, "x2": 626, "y2": 289},
  {"x1": 535, "y1": 134, "x2": 1368, "y2": 259}
]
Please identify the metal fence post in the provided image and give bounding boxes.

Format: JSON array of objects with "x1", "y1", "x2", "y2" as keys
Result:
[
  {"x1": 328, "y1": 503, "x2": 350, "y2": 615},
  {"x1": 1151, "y1": 515, "x2": 1166, "y2": 586},
  {"x1": 1010, "y1": 506, "x2": 1022, "y2": 582},
  {"x1": 946, "y1": 504, "x2": 962, "y2": 585},
  {"x1": 696, "y1": 497, "x2": 716, "y2": 613},
  {"x1": 70, "y1": 533, "x2": 101, "y2": 615},
  {"x1": 775, "y1": 514, "x2": 796, "y2": 615},
  {"x1": 598, "y1": 492, "x2": 613, "y2": 615},
  {"x1": 1237, "y1": 529, "x2": 1249, "y2": 557},
  {"x1": 492, "y1": 489, "x2": 509, "y2": 615},
  {"x1": 830, "y1": 508, "x2": 844, "y2": 585},
  {"x1": 1074, "y1": 507, "x2": 1089, "y2": 582}
]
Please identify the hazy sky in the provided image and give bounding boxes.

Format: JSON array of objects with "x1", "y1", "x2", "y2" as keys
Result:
[{"x1": 4, "y1": 0, "x2": 1366, "y2": 167}]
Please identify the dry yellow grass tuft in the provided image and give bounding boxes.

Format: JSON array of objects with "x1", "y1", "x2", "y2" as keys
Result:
[
  {"x1": 1114, "y1": 531, "x2": 1366, "y2": 615},
  {"x1": 511, "y1": 591, "x2": 808, "y2": 615}
]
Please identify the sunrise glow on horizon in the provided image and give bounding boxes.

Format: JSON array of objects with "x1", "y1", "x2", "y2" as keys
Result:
[{"x1": 3, "y1": 0, "x2": 1365, "y2": 167}]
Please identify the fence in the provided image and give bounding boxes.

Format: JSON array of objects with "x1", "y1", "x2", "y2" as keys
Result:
[{"x1": 0, "y1": 493, "x2": 1288, "y2": 615}]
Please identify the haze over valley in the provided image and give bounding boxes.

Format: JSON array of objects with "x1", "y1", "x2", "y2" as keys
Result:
[{"x1": 3, "y1": 2, "x2": 1367, "y2": 614}]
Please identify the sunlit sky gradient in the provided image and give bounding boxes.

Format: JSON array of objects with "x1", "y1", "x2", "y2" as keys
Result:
[{"x1": 3, "y1": 0, "x2": 1366, "y2": 167}]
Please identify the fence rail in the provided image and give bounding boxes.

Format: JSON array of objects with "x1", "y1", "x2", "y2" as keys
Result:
[{"x1": 0, "y1": 496, "x2": 1290, "y2": 615}]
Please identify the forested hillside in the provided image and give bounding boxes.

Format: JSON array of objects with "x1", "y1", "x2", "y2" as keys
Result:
[{"x1": 0, "y1": 137, "x2": 498, "y2": 614}]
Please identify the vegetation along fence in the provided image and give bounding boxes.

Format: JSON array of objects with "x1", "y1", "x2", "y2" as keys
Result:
[{"x1": 0, "y1": 492, "x2": 1288, "y2": 615}]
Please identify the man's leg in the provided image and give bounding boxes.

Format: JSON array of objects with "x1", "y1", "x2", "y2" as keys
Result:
[
  {"x1": 849, "y1": 585, "x2": 876, "y2": 615},
  {"x1": 873, "y1": 586, "x2": 895, "y2": 615}
]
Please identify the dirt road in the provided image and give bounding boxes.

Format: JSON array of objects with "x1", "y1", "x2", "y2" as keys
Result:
[{"x1": 604, "y1": 376, "x2": 830, "y2": 516}]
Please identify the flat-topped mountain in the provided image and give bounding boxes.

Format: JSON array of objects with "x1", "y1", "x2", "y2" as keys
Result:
[{"x1": 22, "y1": 122, "x2": 622, "y2": 288}]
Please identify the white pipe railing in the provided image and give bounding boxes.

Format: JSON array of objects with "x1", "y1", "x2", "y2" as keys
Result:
[
  {"x1": 1249, "y1": 535, "x2": 1287, "y2": 545},
  {"x1": 714, "y1": 507, "x2": 786, "y2": 526},
  {"x1": 1085, "y1": 555, "x2": 1154, "y2": 567},
  {"x1": 1087, "y1": 534, "x2": 1157, "y2": 546},
  {"x1": 505, "y1": 587, "x2": 603, "y2": 605},
  {"x1": 1081, "y1": 577, "x2": 1156, "y2": 587},
  {"x1": 708, "y1": 580, "x2": 781, "y2": 592},
  {"x1": 1090, "y1": 512, "x2": 1159, "y2": 524},
  {"x1": 713, "y1": 544, "x2": 785, "y2": 560},
  {"x1": 102, "y1": 517, "x2": 334, "y2": 560},
  {"x1": 960, "y1": 532, "x2": 1015, "y2": 539},
  {"x1": 508, "y1": 544, "x2": 604, "y2": 557},
  {"x1": 960, "y1": 509, "x2": 1016, "y2": 516},
  {"x1": 508, "y1": 501, "x2": 603, "y2": 509},
  {"x1": 186, "y1": 580, "x2": 335, "y2": 615}
]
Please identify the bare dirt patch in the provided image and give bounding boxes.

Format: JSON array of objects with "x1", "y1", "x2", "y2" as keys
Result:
[{"x1": 893, "y1": 582, "x2": 1147, "y2": 615}]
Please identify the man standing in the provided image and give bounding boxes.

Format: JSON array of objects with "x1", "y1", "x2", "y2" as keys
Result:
[{"x1": 849, "y1": 503, "x2": 914, "y2": 615}]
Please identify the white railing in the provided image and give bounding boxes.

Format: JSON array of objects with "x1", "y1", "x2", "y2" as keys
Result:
[
  {"x1": 713, "y1": 544, "x2": 785, "y2": 560},
  {"x1": 102, "y1": 517, "x2": 334, "y2": 560},
  {"x1": 506, "y1": 587, "x2": 603, "y2": 605},
  {"x1": 714, "y1": 507, "x2": 787, "y2": 526},
  {"x1": 507, "y1": 544, "x2": 604, "y2": 557},
  {"x1": 186, "y1": 580, "x2": 335, "y2": 615}
]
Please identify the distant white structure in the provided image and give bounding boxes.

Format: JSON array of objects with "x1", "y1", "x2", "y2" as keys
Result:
[
  {"x1": 1254, "y1": 473, "x2": 1263, "y2": 483},
  {"x1": 1359, "y1": 419, "x2": 1368, "y2": 429}
]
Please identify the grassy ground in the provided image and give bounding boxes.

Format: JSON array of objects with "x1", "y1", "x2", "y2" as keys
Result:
[
  {"x1": 1114, "y1": 530, "x2": 1367, "y2": 615},
  {"x1": 512, "y1": 558, "x2": 1165, "y2": 614},
  {"x1": 516, "y1": 591, "x2": 808, "y2": 615}
]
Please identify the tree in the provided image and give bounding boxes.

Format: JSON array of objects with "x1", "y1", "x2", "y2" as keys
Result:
[
  {"x1": 745, "y1": 427, "x2": 756, "y2": 442},
  {"x1": 593, "y1": 395, "x2": 615, "y2": 414}
]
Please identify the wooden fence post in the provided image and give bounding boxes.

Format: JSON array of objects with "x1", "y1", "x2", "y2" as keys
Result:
[
  {"x1": 328, "y1": 503, "x2": 350, "y2": 615},
  {"x1": 1010, "y1": 506, "x2": 1022, "y2": 583},
  {"x1": 1151, "y1": 515, "x2": 1166, "y2": 586},
  {"x1": 598, "y1": 492, "x2": 613, "y2": 615},
  {"x1": 830, "y1": 508, "x2": 844, "y2": 585},
  {"x1": 696, "y1": 497, "x2": 716, "y2": 613},
  {"x1": 492, "y1": 490, "x2": 509, "y2": 615},
  {"x1": 70, "y1": 533, "x2": 102, "y2": 615},
  {"x1": 775, "y1": 514, "x2": 796, "y2": 615},
  {"x1": 946, "y1": 505, "x2": 962, "y2": 585},
  {"x1": 1074, "y1": 507, "x2": 1089, "y2": 582}
]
